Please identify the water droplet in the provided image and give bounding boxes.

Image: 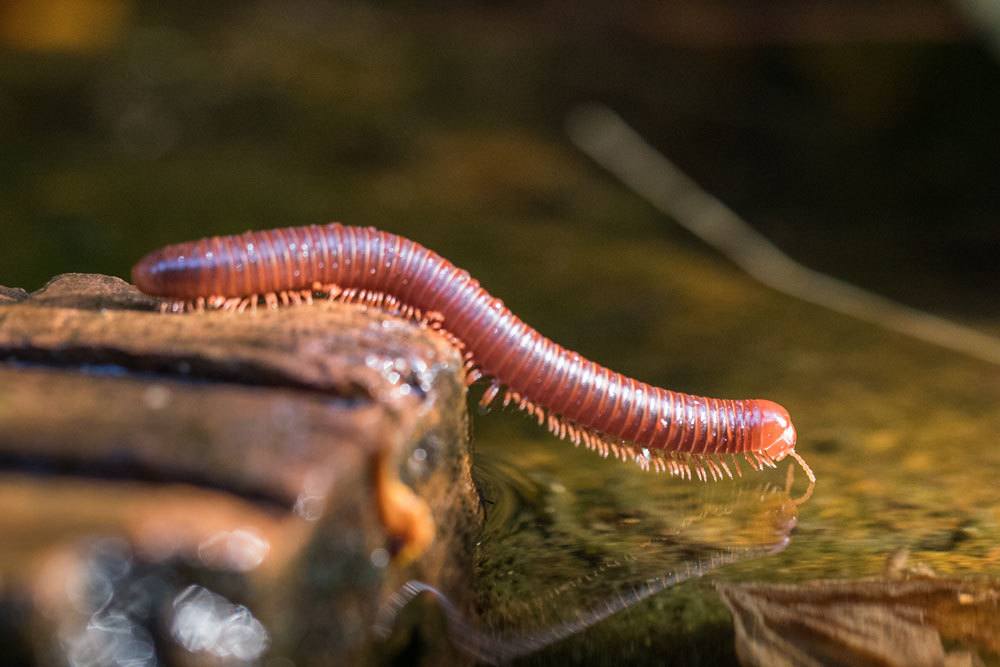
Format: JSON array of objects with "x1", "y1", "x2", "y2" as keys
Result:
[
  {"x1": 197, "y1": 530, "x2": 269, "y2": 572},
  {"x1": 294, "y1": 494, "x2": 324, "y2": 521},
  {"x1": 370, "y1": 548, "x2": 390, "y2": 568},
  {"x1": 143, "y1": 385, "x2": 171, "y2": 410},
  {"x1": 171, "y1": 586, "x2": 269, "y2": 660}
]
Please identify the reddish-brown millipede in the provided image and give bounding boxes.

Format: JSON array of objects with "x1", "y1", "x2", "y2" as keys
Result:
[{"x1": 132, "y1": 223, "x2": 813, "y2": 485}]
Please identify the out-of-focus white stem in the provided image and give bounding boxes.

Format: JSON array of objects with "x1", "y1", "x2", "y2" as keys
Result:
[{"x1": 567, "y1": 103, "x2": 1000, "y2": 367}]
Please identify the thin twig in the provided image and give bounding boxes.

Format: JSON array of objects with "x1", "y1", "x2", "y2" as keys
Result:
[{"x1": 567, "y1": 104, "x2": 1000, "y2": 367}]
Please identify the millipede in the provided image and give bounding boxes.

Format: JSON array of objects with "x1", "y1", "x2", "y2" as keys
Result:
[{"x1": 132, "y1": 223, "x2": 814, "y2": 486}]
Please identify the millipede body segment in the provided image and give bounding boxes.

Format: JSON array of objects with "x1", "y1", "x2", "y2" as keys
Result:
[{"x1": 132, "y1": 223, "x2": 812, "y2": 484}]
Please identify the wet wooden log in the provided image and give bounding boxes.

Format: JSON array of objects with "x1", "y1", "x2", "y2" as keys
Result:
[{"x1": 0, "y1": 273, "x2": 481, "y2": 666}]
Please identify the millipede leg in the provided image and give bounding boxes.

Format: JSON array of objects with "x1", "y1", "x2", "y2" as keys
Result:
[{"x1": 480, "y1": 381, "x2": 502, "y2": 409}]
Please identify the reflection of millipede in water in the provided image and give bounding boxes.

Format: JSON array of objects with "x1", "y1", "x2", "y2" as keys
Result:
[
  {"x1": 375, "y1": 462, "x2": 803, "y2": 663},
  {"x1": 503, "y1": 479, "x2": 797, "y2": 617},
  {"x1": 133, "y1": 223, "x2": 814, "y2": 486},
  {"x1": 374, "y1": 544, "x2": 787, "y2": 665}
]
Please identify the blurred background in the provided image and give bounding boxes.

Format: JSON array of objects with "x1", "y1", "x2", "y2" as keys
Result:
[
  {"x1": 2, "y1": 1, "x2": 999, "y2": 665},
  {"x1": 1, "y1": 0, "x2": 998, "y2": 324}
]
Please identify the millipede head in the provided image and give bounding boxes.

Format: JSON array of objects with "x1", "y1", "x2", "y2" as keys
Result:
[{"x1": 754, "y1": 400, "x2": 797, "y2": 463}]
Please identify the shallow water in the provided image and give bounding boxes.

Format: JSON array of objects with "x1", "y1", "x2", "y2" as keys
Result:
[
  {"x1": 2, "y1": 3, "x2": 999, "y2": 665},
  {"x1": 447, "y1": 221, "x2": 1000, "y2": 664}
]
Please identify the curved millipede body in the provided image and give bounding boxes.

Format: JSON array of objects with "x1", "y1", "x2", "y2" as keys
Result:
[{"x1": 133, "y1": 223, "x2": 813, "y2": 484}]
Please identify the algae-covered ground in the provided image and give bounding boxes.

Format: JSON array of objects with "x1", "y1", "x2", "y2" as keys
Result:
[{"x1": 2, "y1": 3, "x2": 998, "y2": 665}]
